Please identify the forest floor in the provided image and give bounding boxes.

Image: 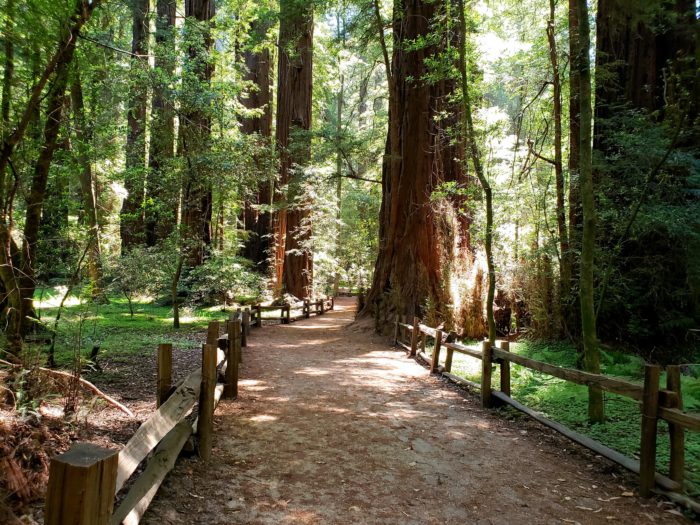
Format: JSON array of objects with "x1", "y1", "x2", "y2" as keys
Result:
[{"x1": 139, "y1": 297, "x2": 690, "y2": 525}]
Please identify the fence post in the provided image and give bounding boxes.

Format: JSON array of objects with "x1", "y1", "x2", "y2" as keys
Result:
[
  {"x1": 666, "y1": 365, "x2": 684, "y2": 485},
  {"x1": 430, "y1": 329, "x2": 443, "y2": 373},
  {"x1": 241, "y1": 309, "x2": 249, "y2": 348},
  {"x1": 330, "y1": 296, "x2": 335, "y2": 310},
  {"x1": 44, "y1": 443, "x2": 119, "y2": 525},
  {"x1": 320, "y1": 299, "x2": 325, "y2": 315},
  {"x1": 481, "y1": 340, "x2": 493, "y2": 408},
  {"x1": 304, "y1": 299, "x2": 310, "y2": 318},
  {"x1": 157, "y1": 343, "x2": 173, "y2": 408},
  {"x1": 206, "y1": 321, "x2": 220, "y2": 346},
  {"x1": 639, "y1": 363, "x2": 661, "y2": 497},
  {"x1": 253, "y1": 305, "x2": 261, "y2": 327},
  {"x1": 410, "y1": 317, "x2": 420, "y2": 357},
  {"x1": 498, "y1": 340, "x2": 511, "y2": 397},
  {"x1": 393, "y1": 315, "x2": 399, "y2": 347},
  {"x1": 444, "y1": 346, "x2": 454, "y2": 373},
  {"x1": 197, "y1": 343, "x2": 217, "y2": 460},
  {"x1": 224, "y1": 320, "x2": 240, "y2": 399}
]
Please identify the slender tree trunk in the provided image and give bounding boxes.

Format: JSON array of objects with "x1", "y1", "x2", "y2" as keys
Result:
[
  {"x1": 240, "y1": 19, "x2": 273, "y2": 270},
  {"x1": 576, "y1": 0, "x2": 604, "y2": 423},
  {"x1": 1, "y1": 0, "x2": 13, "y2": 143},
  {"x1": 72, "y1": 72, "x2": 106, "y2": 301},
  {"x1": 146, "y1": 0, "x2": 178, "y2": 246},
  {"x1": 456, "y1": 0, "x2": 495, "y2": 345},
  {"x1": 333, "y1": 73, "x2": 344, "y2": 297},
  {"x1": 275, "y1": 0, "x2": 314, "y2": 299},
  {"x1": 547, "y1": 0, "x2": 569, "y2": 337},
  {"x1": 566, "y1": 0, "x2": 582, "y2": 338},
  {"x1": 121, "y1": 0, "x2": 149, "y2": 251}
]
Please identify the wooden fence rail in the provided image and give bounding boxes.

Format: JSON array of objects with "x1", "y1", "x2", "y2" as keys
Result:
[
  {"x1": 44, "y1": 297, "x2": 337, "y2": 525},
  {"x1": 394, "y1": 316, "x2": 700, "y2": 508}
]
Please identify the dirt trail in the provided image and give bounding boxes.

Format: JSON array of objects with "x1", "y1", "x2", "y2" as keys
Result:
[{"x1": 145, "y1": 298, "x2": 687, "y2": 524}]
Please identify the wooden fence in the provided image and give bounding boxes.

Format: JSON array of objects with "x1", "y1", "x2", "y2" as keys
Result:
[
  {"x1": 250, "y1": 296, "x2": 334, "y2": 326},
  {"x1": 43, "y1": 298, "x2": 335, "y2": 525},
  {"x1": 395, "y1": 316, "x2": 700, "y2": 509}
]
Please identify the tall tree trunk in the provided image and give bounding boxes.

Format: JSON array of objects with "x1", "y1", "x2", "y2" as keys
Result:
[
  {"x1": 547, "y1": 0, "x2": 569, "y2": 337},
  {"x1": 576, "y1": 0, "x2": 604, "y2": 423},
  {"x1": 121, "y1": 0, "x2": 149, "y2": 251},
  {"x1": 146, "y1": 0, "x2": 178, "y2": 246},
  {"x1": 333, "y1": 72, "x2": 344, "y2": 297},
  {"x1": 72, "y1": 71, "x2": 106, "y2": 301},
  {"x1": 566, "y1": 0, "x2": 582, "y2": 338},
  {"x1": 1, "y1": 0, "x2": 13, "y2": 143},
  {"x1": 363, "y1": 0, "x2": 458, "y2": 326},
  {"x1": 181, "y1": 0, "x2": 215, "y2": 266},
  {"x1": 275, "y1": 0, "x2": 314, "y2": 299},
  {"x1": 240, "y1": 19, "x2": 273, "y2": 270}
]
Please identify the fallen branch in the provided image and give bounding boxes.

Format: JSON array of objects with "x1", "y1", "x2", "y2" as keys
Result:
[{"x1": 0, "y1": 359, "x2": 134, "y2": 417}]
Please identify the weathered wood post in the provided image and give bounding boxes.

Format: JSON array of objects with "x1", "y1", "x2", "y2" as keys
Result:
[
  {"x1": 45, "y1": 443, "x2": 119, "y2": 525},
  {"x1": 197, "y1": 343, "x2": 217, "y2": 460},
  {"x1": 430, "y1": 329, "x2": 443, "y2": 373},
  {"x1": 320, "y1": 298, "x2": 325, "y2": 314},
  {"x1": 666, "y1": 365, "x2": 684, "y2": 485},
  {"x1": 304, "y1": 299, "x2": 310, "y2": 318},
  {"x1": 243, "y1": 308, "x2": 251, "y2": 336},
  {"x1": 393, "y1": 315, "x2": 399, "y2": 347},
  {"x1": 253, "y1": 305, "x2": 261, "y2": 327},
  {"x1": 224, "y1": 319, "x2": 240, "y2": 399},
  {"x1": 206, "y1": 321, "x2": 220, "y2": 346},
  {"x1": 444, "y1": 345, "x2": 454, "y2": 373},
  {"x1": 498, "y1": 340, "x2": 511, "y2": 397},
  {"x1": 639, "y1": 363, "x2": 661, "y2": 497},
  {"x1": 330, "y1": 296, "x2": 335, "y2": 310},
  {"x1": 241, "y1": 310, "x2": 249, "y2": 348},
  {"x1": 410, "y1": 317, "x2": 420, "y2": 357},
  {"x1": 481, "y1": 340, "x2": 493, "y2": 408},
  {"x1": 157, "y1": 343, "x2": 173, "y2": 407}
]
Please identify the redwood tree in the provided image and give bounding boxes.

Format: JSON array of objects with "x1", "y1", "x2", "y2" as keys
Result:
[
  {"x1": 121, "y1": 0, "x2": 149, "y2": 250},
  {"x1": 363, "y1": 0, "x2": 461, "y2": 325},
  {"x1": 180, "y1": 0, "x2": 215, "y2": 266},
  {"x1": 145, "y1": 0, "x2": 178, "y2": 246},
  {"x1": 240, "y1": 18, "x2": 273, "y2": 270},
  {"x1": 275, "y1": 0, "x2": 314, "y2": 298}
]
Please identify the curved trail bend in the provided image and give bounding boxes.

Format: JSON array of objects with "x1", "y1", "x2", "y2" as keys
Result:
[{"x1": 145, "y1": 298, "x2": 686, "y2": 524}]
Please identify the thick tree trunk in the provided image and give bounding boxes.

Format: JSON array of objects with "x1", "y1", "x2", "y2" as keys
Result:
[
  {"x1": 363, "y1": 0, "x2": 460, "y2": 327},
  {"x1": 576, "y1": 0, "x2": 604, "y2": 423},
  {"x1": 240, "y1": 19, "x2": 273, "y2": 270},
  {"x1": 72, "y1": 72, "x2": 106, "y2": 301},
  {"x1": 181, "y1": 0, "x2": 215, "y2": 266},
  {"x1": 121, "y1": 0, "x2": 149, "y2": 251},
  {"x1": 275, "y1": 0, "x2": 314, "y2": 299},
  {"x1": 146, "y1": 0, "x2": 178, "y2": 246}
]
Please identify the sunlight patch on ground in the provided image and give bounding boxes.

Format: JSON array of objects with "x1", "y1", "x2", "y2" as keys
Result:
[
  {"x1": 249, "y1": 414, "x2": 278, "y2": 423},
  {"x1": 294, "y1": 368, "x2": 330, "y2": 376},
  {"x1": 35, "y1": 286, "x2": 81, "y2": 308}
]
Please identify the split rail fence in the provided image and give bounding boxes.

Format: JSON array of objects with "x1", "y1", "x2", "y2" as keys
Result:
[
  {"x1": 43, "y1": 298, "x2": 335, "y2": 525},
  {"x1": 395, "y1": 316, "x2": 700, "y2": 510}
]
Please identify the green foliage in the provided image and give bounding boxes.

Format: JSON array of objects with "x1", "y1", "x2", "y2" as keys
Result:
[{"x1": 183, "y1": 253, "x2": 265, "y2": 305}]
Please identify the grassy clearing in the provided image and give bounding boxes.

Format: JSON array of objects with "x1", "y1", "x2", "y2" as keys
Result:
[
  {"x1": 432, "y1": 339, "x2": 700, "y2": 497},
  {"x1": 32, "y1": 287, "x2": 232, "y2": 369}
]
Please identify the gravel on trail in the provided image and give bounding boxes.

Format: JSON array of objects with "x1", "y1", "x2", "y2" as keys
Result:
[{"x1": 142, "y1": 297, "x2": 690, "y2": 525}]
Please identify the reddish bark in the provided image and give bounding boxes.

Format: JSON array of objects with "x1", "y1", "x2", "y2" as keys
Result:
[
  {"x1": 275, "y1": 0, "x2": 314, "y2": 298},
  {"x1": 364, "y1": 0, "x2": 463, "y2": 323},
  {"x1": 240, "y1": 21, "x2": 273, "y2": 270}
]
